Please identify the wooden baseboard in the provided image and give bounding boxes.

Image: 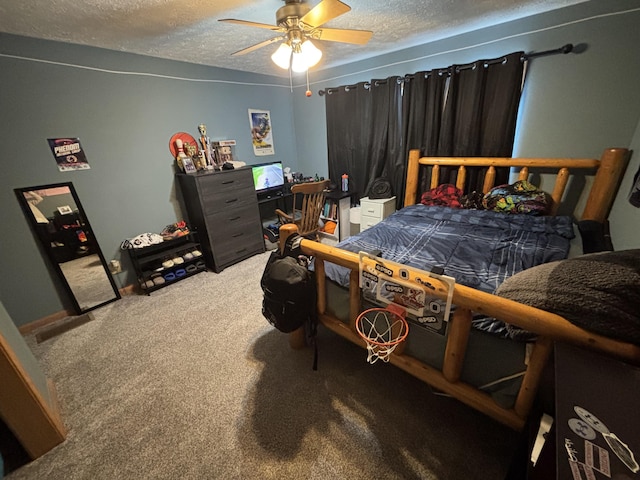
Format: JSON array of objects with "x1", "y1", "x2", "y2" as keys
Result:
[
  {"x1": 119, "y1": 283, "x2": 138, "y2": 296},
  {"x1": 18, "y1": 310, "x2": 73, "y2": 336},
  {"x1": 18, "y1": 283, "x2": 137, "y2": 335}
]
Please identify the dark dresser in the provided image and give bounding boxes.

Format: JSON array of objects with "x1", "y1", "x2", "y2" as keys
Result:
[{"x1": 177, "y1": 168, "x2": 264, "y2": 272}]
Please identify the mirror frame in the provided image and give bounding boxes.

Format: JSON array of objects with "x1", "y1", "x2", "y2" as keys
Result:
[{"x1": 15, "y1": 182, "x2": 121, "y2": 315}]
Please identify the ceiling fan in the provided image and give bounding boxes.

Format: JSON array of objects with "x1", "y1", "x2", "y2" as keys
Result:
[{"x1": 219, "y1": 0, "x2": 373, "y2": 72}]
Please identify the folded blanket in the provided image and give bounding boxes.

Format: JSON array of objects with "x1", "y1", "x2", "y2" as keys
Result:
[{"x1": 487, "y1": 249, "x2": 640, "y2": 345}]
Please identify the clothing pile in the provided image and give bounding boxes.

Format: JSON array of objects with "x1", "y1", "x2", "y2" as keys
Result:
[
  {"x1": 421, "y1": 180, "x2": 549, "y2": 215},
  {"x1": 120, "y1": 220, "x2": 190, "y2": 249}
]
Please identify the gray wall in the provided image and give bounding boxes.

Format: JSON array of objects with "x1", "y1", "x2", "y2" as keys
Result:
[
  {"x1": 2, "y1": 0, "x2": 640, "y2": 327},
  {"x1": 0, "y1": 34, "x2": 298, "y2": 326}
]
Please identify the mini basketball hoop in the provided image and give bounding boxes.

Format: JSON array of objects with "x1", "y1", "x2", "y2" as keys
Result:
[{"x1": 355, "y1": 304, "x2": 409, "y2": 364}]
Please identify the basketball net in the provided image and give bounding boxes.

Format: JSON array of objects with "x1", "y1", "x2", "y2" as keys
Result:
[{"x1": 355, "y1": 304, "x2": 409, "y2": 364}]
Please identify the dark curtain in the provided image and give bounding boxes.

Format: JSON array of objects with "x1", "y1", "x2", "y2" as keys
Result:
[
  {"x1": 326, "y1": 51, "x2": 525, "y2": 206},
  {"x1": 364, "y1": 77, "x2": 403, "y2": 202},
  {"x1": 325, "y1": 82, "x2": 371, "y2": 197},
  {"x1": 437, "y1": 51, "x2": 525, "y2": 192},
  {"x1": 402, "y1": 70, "x2": 448, "y2": 199}
]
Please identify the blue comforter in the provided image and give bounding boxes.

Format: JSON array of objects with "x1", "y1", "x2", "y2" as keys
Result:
[{"x1": 322, "y1": 205, "x2": 575, "y2": 294}]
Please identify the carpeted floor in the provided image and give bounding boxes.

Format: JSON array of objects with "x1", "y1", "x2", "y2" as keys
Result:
[{"x1": 8, "y1": 250, "x2": 520, "y2": 479}]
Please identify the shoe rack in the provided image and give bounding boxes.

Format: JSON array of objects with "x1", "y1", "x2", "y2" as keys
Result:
[{"x1": 126, "y1": 232, "x2": 206, "y2": 294}]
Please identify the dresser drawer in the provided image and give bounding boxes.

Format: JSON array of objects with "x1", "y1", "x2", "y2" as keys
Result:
[
  {"x1": 360, "y1": 214, "x2": 383, "y2": 231},
  {"x1": 215, "y1": 235, "x2": 264, "y2": 267},
  {"x1": 196, "y1": 170, "x2": 256, "y2": 215},
  {"x1": 196, "y1": 169, "x2": 254, "y2": 194},
  {"x1": 201, "y1": 184, "x2": 256, "y2": 216},
  {"x1": 360, "y1": 201, "x2": 384, "y2": 218},
  {"x1": 205, "y1": 203, "x2": 260, "y2": 230},
  {"x1": 206, "y1": 204, "x2": 260, "y2": 240},
  {"x1": 211, "y1": 217, "x2": 263, "y2": 266}
]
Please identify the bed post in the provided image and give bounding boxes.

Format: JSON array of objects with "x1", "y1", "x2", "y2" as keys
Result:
[
  {"x1": 404, "y1": 149, "x2": 422, "y2": 206},
  {"x1": 513, "y1": 337, "x2": 553, "y2": 419},
  {"x1": 443, "y1": 308, "x2": 472, "y2": 382},
  {"x1": 581, "y1": 148, "x2": 630, "y2": 222}
]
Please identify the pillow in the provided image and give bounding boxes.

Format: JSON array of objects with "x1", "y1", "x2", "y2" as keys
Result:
[
  {"x1": 482, "y1": 180, "x2": 549, "y2": 215},
  {"x1": 495, "y1": 249, "x2": 640, "y2": 345}
]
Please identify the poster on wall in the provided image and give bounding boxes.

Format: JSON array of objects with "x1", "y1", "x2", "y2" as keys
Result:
[
  {"x1": 248, "y1": 109, "x2": 274, "y2": 156},
  {"x1": 47, "y1": 137, "x2": 90, "y2": 171}
]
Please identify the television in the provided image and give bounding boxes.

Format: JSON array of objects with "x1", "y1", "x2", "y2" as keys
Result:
[{"x1": 251, "y1": 161, "x2": 285, "y2": 195}]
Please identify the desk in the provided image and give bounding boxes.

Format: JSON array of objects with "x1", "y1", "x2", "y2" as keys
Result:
[
  {"x1": 257, "y1": 191, "x2": 292, "y2": 223},
  {"x1": 257, "y1": 191, "x2": 292, "y2": 247}
]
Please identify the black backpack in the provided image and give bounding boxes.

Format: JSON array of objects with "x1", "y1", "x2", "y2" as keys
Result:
[{"x1": 260, "y1": 234, "x2": 318, "y2": 368}]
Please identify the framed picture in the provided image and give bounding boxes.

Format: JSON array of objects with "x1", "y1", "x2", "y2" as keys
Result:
[
  {"x1": 248, "y1": 109, "x2": 274, "y2": 156},
  {"x1": 182, "y1": 156, "x2": 197, "y2": 174},
  {"x1": 57, "y1": 205, "x2": 73, "y2": 215},
  {"x1": 47, "y1": 137, "x2": 91, "y2": 172}
]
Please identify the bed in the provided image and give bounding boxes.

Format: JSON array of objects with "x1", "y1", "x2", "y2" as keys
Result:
[{"x1": 279, "y1": 147, "x2": 639, "y2": 430}]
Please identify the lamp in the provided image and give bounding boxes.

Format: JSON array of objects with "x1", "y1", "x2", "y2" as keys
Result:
[{"x1": 271, "y1": 39, "x2": 322, "y2": 72}]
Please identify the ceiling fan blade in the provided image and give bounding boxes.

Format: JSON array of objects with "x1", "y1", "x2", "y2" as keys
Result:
[
  {"x1": 231, "y1": 37, "x2": 284, "y2": 56},
  {"x1": 314, "y1": 27, "x2": 372, "y2": 45},
  {"x1": 218, "y1": 18, "x2": 284, "y2": 32},
  {"x1": 300, "y1": 0, "x2": 351, "y2": 28}
]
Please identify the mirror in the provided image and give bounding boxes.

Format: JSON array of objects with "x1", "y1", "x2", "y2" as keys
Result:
[{"x1": 15, "y1": 182, "x2": 120, "y2": 314}]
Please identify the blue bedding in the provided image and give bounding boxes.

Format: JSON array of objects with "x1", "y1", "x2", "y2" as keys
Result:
[{"x1": 322, "y1": 204, "x2": 575, "y2": 294}]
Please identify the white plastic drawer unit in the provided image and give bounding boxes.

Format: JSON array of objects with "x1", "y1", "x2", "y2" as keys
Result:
[
  {"x1": 361, "y1": 201, "x2": 384, "y2": 217},
  {"x1": 359, "y1": 196, "x2": 396, "y2": 232}
]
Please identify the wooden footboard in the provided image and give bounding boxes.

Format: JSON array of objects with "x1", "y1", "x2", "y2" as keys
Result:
[{"x1": 281, "y1": 147, "x2": 635, "y2": 430}]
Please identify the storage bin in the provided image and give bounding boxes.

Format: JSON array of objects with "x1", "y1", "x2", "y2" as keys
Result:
[{"x1": 349, "y1": 206, "x2": 361, "y2": 236}]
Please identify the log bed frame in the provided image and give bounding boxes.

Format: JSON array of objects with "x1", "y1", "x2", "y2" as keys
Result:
[{"x1": 279, "y1": 147, "x2": 638, "y2": 431}]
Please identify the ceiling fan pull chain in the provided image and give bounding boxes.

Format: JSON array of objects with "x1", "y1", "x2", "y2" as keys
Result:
[{"x1": 289, "y1": 47, "x2": 295, "y2": 92}]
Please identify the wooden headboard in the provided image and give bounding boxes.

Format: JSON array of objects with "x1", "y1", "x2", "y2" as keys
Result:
[{"x1": 404, "y1": 147, "x2": 630, "y2": 221}]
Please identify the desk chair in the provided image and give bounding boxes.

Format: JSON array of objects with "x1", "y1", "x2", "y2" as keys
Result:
[{"x1": 275, "y1": 180, "x2": 330, "y2": 241}]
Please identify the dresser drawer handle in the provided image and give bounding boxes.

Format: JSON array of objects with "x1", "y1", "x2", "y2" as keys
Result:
[
  {"x1": 232, "y1": 232, "x2": 244, "y2": 238},
  {"x1": 225, "y1": 198, "x2": 238, "y2": 204},
  {"x1": 222, "y1": 180, "x2": 235, "y2": 185},
  {"x1": 229, "y1": 216, "x2": 241, "y2": 221}
]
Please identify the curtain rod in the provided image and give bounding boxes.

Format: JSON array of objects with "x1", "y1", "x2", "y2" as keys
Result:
[{"x1": 318, "y1": 43, "x2": 574, "y2": 96}]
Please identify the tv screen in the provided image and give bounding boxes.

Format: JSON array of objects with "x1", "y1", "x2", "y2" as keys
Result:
[{"x1": 252, "y1": 162, "x2": 284, "y2": 192}]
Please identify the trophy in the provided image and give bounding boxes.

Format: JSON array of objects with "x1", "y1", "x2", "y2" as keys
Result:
[{"x1": 198, "y1": 124, "x2": 215, "y2": 169}]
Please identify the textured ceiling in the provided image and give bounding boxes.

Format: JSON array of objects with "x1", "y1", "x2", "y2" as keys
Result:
[{"x1": 0, "y1": 0, "x2": 588, "y2": 77}]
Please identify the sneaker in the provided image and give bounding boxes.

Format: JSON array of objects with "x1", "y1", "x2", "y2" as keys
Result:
[{"x1": 162, "y1": 259, "x2": 174, "y2": 269}]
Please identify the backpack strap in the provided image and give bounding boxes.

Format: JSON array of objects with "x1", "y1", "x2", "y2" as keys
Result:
[
  {"x1": 284, "y1": 232, "x2": 319, "y2": 370},
  {"x1": 282, "y1": 233, "x2": 303, "y2": 256},
  {"x1": 282, "y1": 233, "x2": 312, "y2": 268}
]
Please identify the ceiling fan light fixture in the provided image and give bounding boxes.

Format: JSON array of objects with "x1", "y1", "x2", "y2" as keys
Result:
[
  {"x1": 271, "y1": 42, "x2": 293, "y2": 69},
  {"x1": 223, "y1": 0, "x2": 372, "y2": 73},
  {"x1": 300, "y1": 39, "x2": 322, "y2": 67},
  {"x1": 290, "y1": 39, "x2": 322, "y2": 72}
]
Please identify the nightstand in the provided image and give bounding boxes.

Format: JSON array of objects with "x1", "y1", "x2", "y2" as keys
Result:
[{"x1": 359, "y1": 196, "x2": 396, "y2": 232}]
